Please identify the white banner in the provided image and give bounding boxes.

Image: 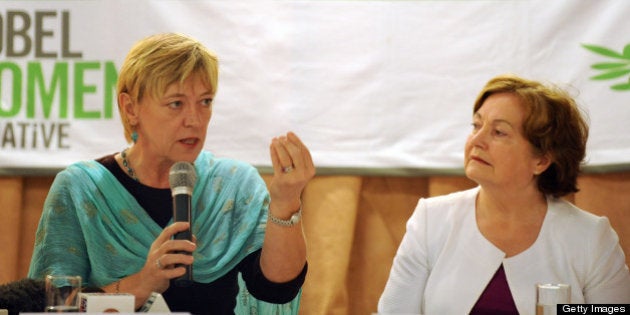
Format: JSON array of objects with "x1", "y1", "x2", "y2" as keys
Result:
[{"x1": 1, "y1": 0, "x2": 629, "y2": 173}]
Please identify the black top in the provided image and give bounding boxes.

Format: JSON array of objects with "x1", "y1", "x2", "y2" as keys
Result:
[{"x1": 96, "y1": 154, "x2": 307, "y2": 315}]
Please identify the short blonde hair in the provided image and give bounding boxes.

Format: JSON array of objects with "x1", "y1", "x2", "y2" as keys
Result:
[
  {"x1": 117, "y1": 33, "x2": 219, "y2": 143},
  {"x1": 473, "y1": 74, "x2": 589, "y2": 197}
]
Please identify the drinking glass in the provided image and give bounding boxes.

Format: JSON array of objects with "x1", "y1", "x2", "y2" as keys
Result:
[
  {"x1": 536, "y1": 283, "x2": 570, "y2": 315},
  {"x1": 45, "y1": 275, "x2": 82, "y2": 312}
]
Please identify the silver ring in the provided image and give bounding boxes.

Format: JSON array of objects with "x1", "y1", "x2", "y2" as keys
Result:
[
  {"x1": 156, "y1": 258, "x2": 163, "y2": 269},
  {"x1": 282, "y1": 166, "x2": 294, "y2": 173}
]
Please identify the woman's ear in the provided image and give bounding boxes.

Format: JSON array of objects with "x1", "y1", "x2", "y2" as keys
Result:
[
  {"x1": 119, "y1": 92, "x2": 138, "y2": 125},
  {"x1": 534, "y1": 152, "x2": 553, "y2": 175}
]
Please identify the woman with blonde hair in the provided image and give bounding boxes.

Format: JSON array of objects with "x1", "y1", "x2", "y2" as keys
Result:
[{"x1": 29, "y1": 33, "x2": 314, "y2": 315}]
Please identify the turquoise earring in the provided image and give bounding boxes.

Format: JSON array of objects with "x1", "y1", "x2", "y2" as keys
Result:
[{"x1": 131, "y1": 131, "x2": 138, "y2": 143}]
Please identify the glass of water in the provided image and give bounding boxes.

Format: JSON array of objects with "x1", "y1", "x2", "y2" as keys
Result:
[
  {"x1": 536, "y1": 283, "x2": 570, "y2": 315},
  {"x1": 45, "y1": 275, "x2": 82, "y2": 312}
]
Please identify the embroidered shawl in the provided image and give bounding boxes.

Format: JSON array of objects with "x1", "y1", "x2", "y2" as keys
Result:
[{"x1": 28, "y1": 151, "x2": 301, "y2": 314}]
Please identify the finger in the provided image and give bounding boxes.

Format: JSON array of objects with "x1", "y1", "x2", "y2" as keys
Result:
[
  {"x1": 271, "y1": 137, "x2": 294, "y2": 172},
  {"x1": 286, "y1": 131, "x2": 302, "y2": 145},
  {"x1": 151, "y1": 222, "x2": 195, "y2": 259},
  {"x1": 155, "y1": 258, "x2": 191, "y2": 280},
  {"x1": 280, "y1": 135, "x2": 306, "y2": 170},
  {"x1": 282, "y1": 133, "x2": 301, "y2": 169},
  {"x1": 156, "y1": 222, "x2": 190, "y2": 243},
  {"x1": 285, "y1": 132, "x2": 315, "y2": 172},
  {"x1": 158, "y1": 239, "x2": 197, "y2": 255},
  {"x1": 156, "y1": 252, "x2": 194, "y2": 270},
  {"x1": 286, "y1": 132, "x2": 312, "y2": 165},
  {"x1": 269, "y1": 139, "x2": 283, "y2": 174},
  {"x1": 155, "y1": 255, "x2": 165, "y2": 270}
]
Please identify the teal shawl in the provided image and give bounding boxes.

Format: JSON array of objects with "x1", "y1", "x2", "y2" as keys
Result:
[{"x1": 28, "y1": 151, "x2": 301, "y2": 314}]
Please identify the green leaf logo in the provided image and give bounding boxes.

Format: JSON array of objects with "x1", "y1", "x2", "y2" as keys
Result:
[{"x1": 582, "y1": 43, "x2": 630, "y2": 91}]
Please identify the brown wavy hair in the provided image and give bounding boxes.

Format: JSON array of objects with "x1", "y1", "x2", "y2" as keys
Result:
[{"x1": 473, "y1": 74, "x2": 589, "y2": 197}]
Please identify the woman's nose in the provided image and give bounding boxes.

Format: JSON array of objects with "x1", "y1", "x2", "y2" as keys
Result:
[
  {"x1": 470, "y1": 126, "x2": 488, "y2": 148},
  {"x1": 183, "y1": 105, "x2": 201, "y2": 127}
]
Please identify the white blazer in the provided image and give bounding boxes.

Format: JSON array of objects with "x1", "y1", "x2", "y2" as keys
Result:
[{"x1": 378, "y1": 187, "x2": 630, "y2": 315}]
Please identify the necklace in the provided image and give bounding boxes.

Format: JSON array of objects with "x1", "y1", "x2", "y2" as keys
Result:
[{"x1": 121, "y1": 148, "x2": 139, "y2": 182}]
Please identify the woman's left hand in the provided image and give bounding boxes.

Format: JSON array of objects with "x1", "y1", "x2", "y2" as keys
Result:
[{"x1": 269, "y1": 132, "x2": 315, "y2": 215}]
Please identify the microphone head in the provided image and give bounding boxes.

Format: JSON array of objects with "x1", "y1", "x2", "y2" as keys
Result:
[
  {"x1": 0, "y1": 278, "x2": 45, "y2": 314},
  {"x1": 169, "y1": 161, "x2": 197, "y2": 190}
]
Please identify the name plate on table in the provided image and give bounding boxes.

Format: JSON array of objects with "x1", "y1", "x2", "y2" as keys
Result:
[{"x1": 78, "y1": 293, "x2": 135, "y2": 313}]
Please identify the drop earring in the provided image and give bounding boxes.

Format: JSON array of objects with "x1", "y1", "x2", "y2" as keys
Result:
[{"x1": 131, "y1": 130, "x2": 138, "y2": 143}]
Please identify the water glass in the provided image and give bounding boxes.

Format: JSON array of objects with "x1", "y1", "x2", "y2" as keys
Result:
[
  {"x1": 45, "y1": 275, "x2": 82, "y2": 312},
  {"x1": 536, "y1": 283, "x2": 570, "y2": 315}
]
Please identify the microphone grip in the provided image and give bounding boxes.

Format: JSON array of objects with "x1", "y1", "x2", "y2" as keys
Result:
[
  {"x1": 172, "y1": 193, "x2": 193, "y2": 287},
  {"x1": 173, "y1": 194, "x2": 192, "y2": 241}
]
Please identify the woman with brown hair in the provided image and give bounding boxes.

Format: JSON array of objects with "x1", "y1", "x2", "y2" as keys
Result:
[{"x1": 378, "y1": 74, "x2": 630, "y2": 314}]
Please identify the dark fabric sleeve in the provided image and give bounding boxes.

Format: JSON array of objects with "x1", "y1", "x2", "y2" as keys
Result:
[{"x1": 239, "y1": 249, "x2": 308, "y2": 304}]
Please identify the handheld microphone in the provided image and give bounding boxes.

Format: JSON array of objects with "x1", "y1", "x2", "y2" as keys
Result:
[{"x1": 168, "y1": 161, "x2": 197, "y2": 287}]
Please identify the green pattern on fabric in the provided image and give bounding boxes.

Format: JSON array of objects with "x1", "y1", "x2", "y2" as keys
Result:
[{"x1": 28, "y1": 151, "x2": 301, "y2": 314}]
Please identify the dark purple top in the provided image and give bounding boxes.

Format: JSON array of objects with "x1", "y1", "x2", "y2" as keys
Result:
[{"x1": 469, "y1": 264, "x2": 519, "y2": 314}]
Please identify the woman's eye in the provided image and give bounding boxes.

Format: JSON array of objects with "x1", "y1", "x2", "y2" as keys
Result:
[
  {"x1": 493, "y1": 129, "x2": 506, "y2": 136},
  {"x1": 168, "y1": 101, "x2": 182, "y2": 109},
  {"x1": 201, "y1": 98, "x2": 213, "y2": 107}
]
